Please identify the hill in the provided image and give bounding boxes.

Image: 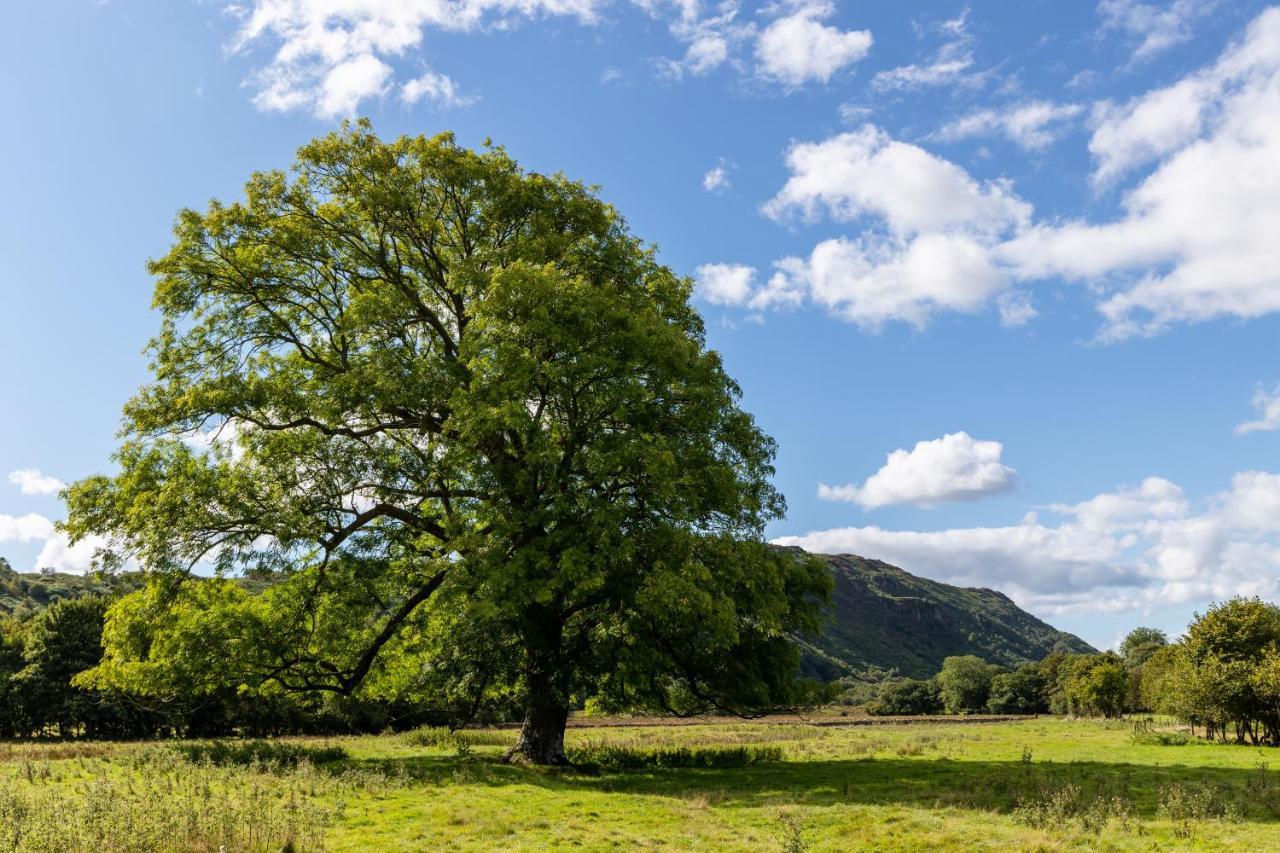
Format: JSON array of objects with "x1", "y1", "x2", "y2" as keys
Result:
[
  {"x1": 0, "y1": 557, "x2": 139, "y2": 619},
  {"x1": 787, "y1": 548, "x2": 1096, "y2": 680}
]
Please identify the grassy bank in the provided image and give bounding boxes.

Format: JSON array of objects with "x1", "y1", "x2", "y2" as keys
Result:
[{"x1": 2, "y1": 717, "x2": 1278, "y2": 850}]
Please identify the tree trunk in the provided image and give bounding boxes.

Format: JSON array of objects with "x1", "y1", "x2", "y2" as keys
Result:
[
  {"x1": 506, "y1": 615, "x2": 570, "y2": 765},
  {"x1": 509, "y1": 688, "x2": 569, "y2": 765}
]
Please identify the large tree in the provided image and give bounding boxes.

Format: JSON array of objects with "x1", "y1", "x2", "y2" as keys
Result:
[{"x1": 64, "y1": 121, "x2": 829, "y2": 763}]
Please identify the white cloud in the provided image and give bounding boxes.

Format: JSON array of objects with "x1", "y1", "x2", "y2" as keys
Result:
[
  {"x1": 778, "y1": 469, "x2": 1280, "y2": 616},
  {"x1": 995, "y1": 290, "x2": 1037, "y2": 327},
  {"x1": 401, "y1": 70, "x2": 474, "y2": 108},
  {"x1": 702, "y1": 159, "x2": 731, "y2": 192},
  {"x1": 819, "y1": 431, "x2": 1016, "y2": 509},
  {"x1": 776, "y1": 521, "x2": 1142, "y2": 613},
  {"x1": 1098, "y1": 0, "x2": 1215, "y2": 63},
  {"x1": 764, "y1": 233, "x2": 1009, "y2": 329},
  {"x1": 1237, "y1": 384, "x2": 1280, "y2": 435},
  {"x1": 755, "y1": 125, "x2": 1031, "y2": 328},
  {"x1": 230, "y1": 0, "x2": 607, "y2": 117},
  {"x1": 694, "y1": 262, "x2": 756, "y2": 306},
  {"x1": 1046, "y1": 476, "x2": 1188, "y2": 531},
  {"x1": 7, "y1": 468, "x2": 66, "y2": 497},
  {"x1": 763, "y1": 126, "x2": 1029, "y2": 235},
  {"x1": 1002, "y1": 8, "x2": 1280, "y2": 339},
  {"x1": 754, "y1": 3, "x2": 872, "y2": 87},
  {"x1": 871, "y1": 9, "x2": 982, "y2": 92},
  {"x1": 871, "y1": 56, "x2": 975, "y2": 92},
  {"x1": 0, "y1": 513, "x2": 55, "y2": 543},
  {"x1": 33, "y1": 533, "x2": 106, "y2": 576},
  {"x1": 317, "y1": 53, "x2": 393, "y2": 117},
  {"x1": 1087, "y1": 78, "x2": 1218, "y2": 186},
  {"x1": 647, "y1": 0, "x2": 748, "y2": 80},
  {"x1": 935, "y1": 101, "x2": 1084, "y2": 151}
]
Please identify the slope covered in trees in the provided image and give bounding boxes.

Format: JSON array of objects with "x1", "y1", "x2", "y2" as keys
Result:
[
  {"x1": 0, "y1": 558, "x2": 138, "y2": 619},
  {"x1": 790, "y1": 550, "x2": 1096, "y2": 680}
]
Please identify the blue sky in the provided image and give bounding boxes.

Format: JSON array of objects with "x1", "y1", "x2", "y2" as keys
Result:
[{"x1": 3, "y1": 0, "x2": 1280, "y2": 649}]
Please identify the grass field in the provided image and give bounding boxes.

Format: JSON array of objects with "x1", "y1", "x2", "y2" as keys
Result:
[{"x1": 3, "y1": 716, "x2": 1280, "y2": 851}]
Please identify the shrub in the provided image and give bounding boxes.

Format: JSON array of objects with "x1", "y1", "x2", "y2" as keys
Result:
[{"x1": 1013, "y1": 783, "x2": 1136, "y2": 835}]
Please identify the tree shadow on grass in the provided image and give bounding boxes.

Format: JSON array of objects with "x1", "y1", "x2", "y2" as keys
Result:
[{"x1": 353, "y1": 753, "x2": 1280, "y2": 821}]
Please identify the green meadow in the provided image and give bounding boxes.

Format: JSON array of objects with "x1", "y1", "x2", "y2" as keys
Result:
[{"x1": 3, "y1": 717, "x2": 1280, "y2": 851}]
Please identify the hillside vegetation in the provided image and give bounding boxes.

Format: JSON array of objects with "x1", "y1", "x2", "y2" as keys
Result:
[
  {"x1": 0, "y1": 558, "x2": 136, "y2": 619},
  {"x1": 793, "y1": 550, "x2": 1095, "y2": 679}
]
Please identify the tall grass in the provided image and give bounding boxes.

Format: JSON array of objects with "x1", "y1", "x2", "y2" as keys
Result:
[{"x1": 0, "y1": 746, "x2": 407, "y2": 852}]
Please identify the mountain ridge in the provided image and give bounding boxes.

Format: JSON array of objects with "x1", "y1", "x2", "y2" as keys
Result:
[{"x1": 782, "y1": 547, "x2": 1097, "y2": 680}]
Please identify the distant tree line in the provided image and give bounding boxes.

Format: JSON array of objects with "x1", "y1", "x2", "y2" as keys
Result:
[
  {"x1": 867, "y1": 632, "x2": 1156, "y2": 718},
  {"x1": 0, "y1": 593, "x2": 475, "y2": 739},
  {"x1": 867, "y1": 596, "x2": 1280, "y2": 747}
]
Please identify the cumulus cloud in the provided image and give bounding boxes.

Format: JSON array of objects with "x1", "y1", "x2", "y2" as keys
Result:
[
  {"x1": 0, "y1": 513, "x2": 56, "y2": 543},
  {"x1": 763, "y1": 126, "x2": 1028, "y2": 236},
  {"x1": 33, "y1": 533, "x2": 107, "y2": 576},
  {"x1": 694, "y1": 262, "x2": 756, "y2": 306},
  {"x1": 401, "y1": 70, "x2": 474, "y2": 108},
  {"x1": 935, "y1": 101, "x2": 1084, "y2": 151},
  {"x1": 1001, "y1": 8, "x2": 1280, "y2": 339},
  {"x1": 754, "y1": 2, "x2": 872, "y2": 87},
  {"x1": 779, "y1": 469, "x2": 1280, "y2": 616},
  {"x1": 7, "y1": 469, "x2": 66, "y2": 497},
  {"x1": 0, "y1": 511, "x2": 105, "y2": 575},
  {"x1": 1098, "y1": 0, "x2": 1216, "y2": 63},
  {"x1": 819, "y1": 432, "x2": 1017, "y2": 509},
  {"x1": 1237, "y1": 384, "x2": 1280, "y2": 435},
  {"x1": 756, "y1": 125, "x2": 1031, "y2": 328}
]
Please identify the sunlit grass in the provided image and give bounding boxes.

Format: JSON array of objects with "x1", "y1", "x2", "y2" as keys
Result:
[{"x1": 2, "y1": 718, "x2": 1279, "y2": 850}]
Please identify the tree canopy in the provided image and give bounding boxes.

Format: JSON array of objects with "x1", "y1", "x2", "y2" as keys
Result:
[{"x1": 64, "y1": 121, "x2": 830, "y2": 763}]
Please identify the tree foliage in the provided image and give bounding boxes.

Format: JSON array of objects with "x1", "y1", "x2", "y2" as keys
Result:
[
  {"x1": 1140, "y1": 597, "x2": 1280, "y2": 744},
  {"x1": 1058, "y1": 652, "x2": 1128, "y2": 718},
  {"x1": 866, "y1": 678, "x2": 942, "y2": 715},
  {"x1": 62, "y1": 122, "x2": 830, "y2": 762},
  {"x1": 935, "y1": 655, "x2": 996, "y2": 714},
  {"x1": 986, "y1": 664, "x2": 1047, "y2": 714}
]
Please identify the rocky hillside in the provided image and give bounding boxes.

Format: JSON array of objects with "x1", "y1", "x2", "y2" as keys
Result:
[{"x1": 787, "y1": 548, "x2": 1096, "y2": 680}]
